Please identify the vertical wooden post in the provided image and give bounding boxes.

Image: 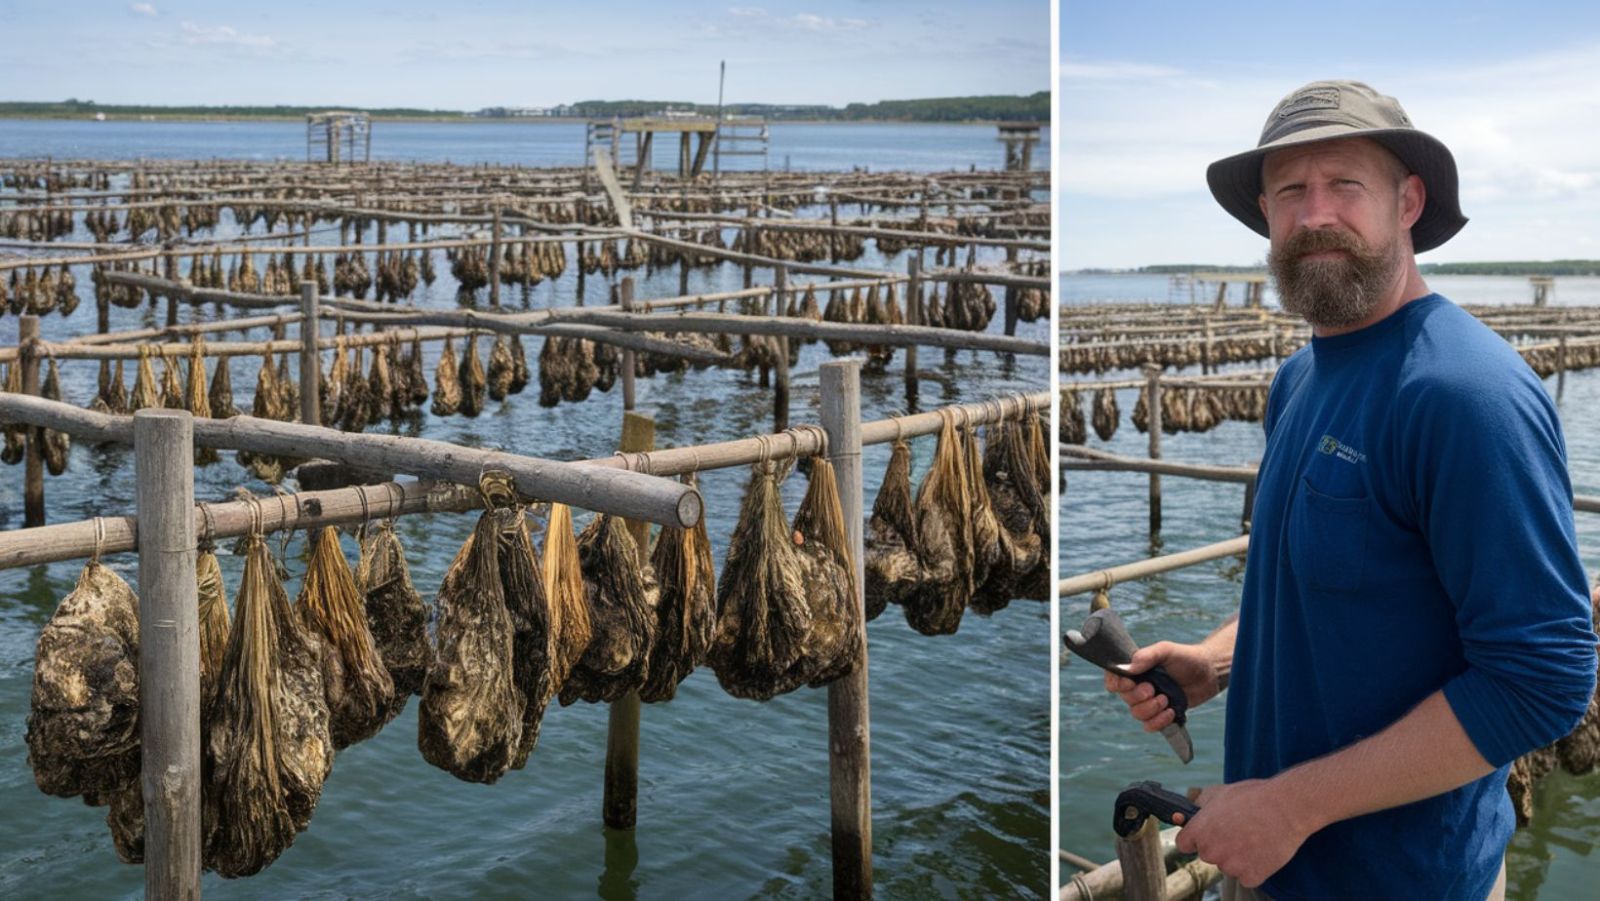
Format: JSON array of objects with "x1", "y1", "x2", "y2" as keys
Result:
[
  {"x1": 1201, "y1": 321, "x2": 1213, "y2": 375},
  {"x1": 603, "y1": 410, "x2": 654, "y2": 830},
  {"x1": 1144, "y1": 364, "x2": 1163, "y2": 535},
  {"x1": 19, "y1": 315, "x2": 44, "y2": 527},
  {"x1": 904, "y1": 255, "x2": 921, "y2": 407},
  {"x1": 299, "y1": 283, "x2": 321, "y2": 426},
  {"x1": 97, "y1": 291, "x2": 110, "y2": 335},
  {"x1": 619, "y1": 277, "x2": 637, "y2": 411},
  {"x1": 489, "y1": 201, "x2": 503, "y2": 307},
  {"x1": 773, "y1": 266, "x2": 790, "y2": 432},
  {"x1": 1241, "y1": 476, "x2": 1257, "y2": 534},
  {"x1": 1557, "y1": 334, "x2": 1568, "y2": 402},
  {"x1": 678, "y1": 252, "x2": 689, "y2": 298},
  {"x1": 134, "y1": 408, "x2": 200, "y2": 901},
  {"x1": 1115, "y1": 815, "x2": 1166, "y2": 901},
  {"x1": 829, "y1": 200, "x2": 840, "y2": 262},
  {"x1": 1003, "y1": 245, "x2": 1020, "y2": 337},
  {"x1": 821, "y1": 360, "x2": 871, "y2": 900}
]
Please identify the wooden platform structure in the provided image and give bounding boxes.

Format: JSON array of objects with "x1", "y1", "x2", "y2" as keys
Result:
[
  {"x1": 586, "y1": 116, "x2": 722, "y2": 187},
  {"x1": 305, "y1": 111, "x2": 371, "y2": 164},
  {"x1": 1193, "y1": 272, "x2": 1266, "y2": 310},
  {"x1": 997, "y1": 122, "x2": 1041, "y2": 172}
]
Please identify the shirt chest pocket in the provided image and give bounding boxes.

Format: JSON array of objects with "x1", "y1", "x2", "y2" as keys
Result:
[{"x1": 1288, "y1": 476, "x2": 1370, "y2": 594}]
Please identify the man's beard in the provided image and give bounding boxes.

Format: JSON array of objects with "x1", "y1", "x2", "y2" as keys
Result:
[{"x1": 1268, "y1": 228, "x2": 1401, "y2": 329}]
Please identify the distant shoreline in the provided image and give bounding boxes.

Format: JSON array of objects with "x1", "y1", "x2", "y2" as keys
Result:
[{"x1": 0, "y1": 114, "x2": 1042, "y2": 126}]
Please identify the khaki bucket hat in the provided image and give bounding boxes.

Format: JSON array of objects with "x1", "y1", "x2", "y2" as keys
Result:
[{"x1": 1206, "y1": 80, "x2": 1468, "y2": 253}]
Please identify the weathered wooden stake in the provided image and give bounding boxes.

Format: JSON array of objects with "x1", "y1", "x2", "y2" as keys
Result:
[
  {"x1": 773, "y1": 266, "x2": 790, "y2": 431},
  {"x1": 1003, "y1": 245, "x2": 1019, "y2": 337},
  {"x1": 619, "y1": 277, "x2": 637, "y2": 411},
  {"x1": 489, "y1": 201, "x2": 503, "y2": 307},
  {"x1": 821, "y1": 359, "x2": 872, "y2": 899},
  {"x1": 299, "y1": 283, "x2": 321, "y2": 426},
  {"x1": 904, "y1": 255, "x2": 920, "y2": 407},
  {"x1": 20, "y1": 315, "x2": 44, "y2": 527},
  {"x1": 1241, "y1": 476, "x2": 1257, "y2": 534},
  {"x1": 1115, "y1": 815, "x2": 1167, "y2": 901},
  {"x1": 1557, "y1": 334, "x2": 1568, "y2": 402},
  {"x1": 134, "y1": 408, "x2": 200, "y2": 901},
  {"x1": 1144, "y1": 364, "x2": 1163, "y2": 535},
  {"x1": 603, "y1": 410, "x2": 654, "y2": 830}
]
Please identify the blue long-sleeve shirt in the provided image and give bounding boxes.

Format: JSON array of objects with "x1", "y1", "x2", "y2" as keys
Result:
[{"x1": 1225, "y1": 293, "x2": 1597, "y2": 900}]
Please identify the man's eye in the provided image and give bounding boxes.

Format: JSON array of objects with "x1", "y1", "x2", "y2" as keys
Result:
[{"x1": 1276, "y1": 185, "x2": 1304, "y2": 198}]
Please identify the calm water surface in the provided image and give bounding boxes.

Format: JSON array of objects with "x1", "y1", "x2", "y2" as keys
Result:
[
  {"x1": 1060, "y1": 284, "x2": 1600, "y2": 900},
  {"x1": 0, "y1": 121, "x2": 1050, "y2": 899}
]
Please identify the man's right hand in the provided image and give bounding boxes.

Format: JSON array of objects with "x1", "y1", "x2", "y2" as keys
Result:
[{"x1": 1103, "y1": 641, "x2": 1224, "y2": 732}]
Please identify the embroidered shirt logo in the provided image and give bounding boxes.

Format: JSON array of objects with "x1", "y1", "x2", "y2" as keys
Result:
[{"x1": 1318, "y1": 434, "x2": 1367, "y2": 465}]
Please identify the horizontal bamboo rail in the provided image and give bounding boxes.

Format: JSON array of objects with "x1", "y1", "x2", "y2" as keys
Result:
[
  {"x1": 553, "y1": 309, "x2": 1050, "y2": 355},
  {"x1": 1060, "y1": 445, "x2": 1258, "y2": 483},
  {"x1": 1058, "y1": 535, "x2": 1252, "y2": 598},
  {"x1": 0, "y1": 389, "x2": 1046, "y2": 568},
  {"x1": 0, "y1": 393, "x2": 700, "y2": 528},
  {"x1": 0, "y1": 479, "x2": 478, "y2": 569}
]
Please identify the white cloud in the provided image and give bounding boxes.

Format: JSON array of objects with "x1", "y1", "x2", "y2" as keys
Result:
[
  {"x1": 179, "y1": 22, "x2": 275, "y2": 49},
  {"x1": 728, "y1": 6, "x2": 765, "y2": 17},
  {"x1": 787, "y1": 13, "x2": 870, "y2": 32},
  {"x1": 1060, "y1": 41, "x2": 1600, "y2": 263},
  {"x1": 130, "y1": 3, "x2": 157, "y2": 16}
]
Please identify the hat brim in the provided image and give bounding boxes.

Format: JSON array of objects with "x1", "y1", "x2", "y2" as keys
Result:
[{"x1": 1205, "y1": 125, "x2": 1468, "y2": 254}]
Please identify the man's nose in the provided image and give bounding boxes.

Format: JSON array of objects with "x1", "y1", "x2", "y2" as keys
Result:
[{"x1": 1296, "y1": 184, "x2": 1341, "y2": 230}]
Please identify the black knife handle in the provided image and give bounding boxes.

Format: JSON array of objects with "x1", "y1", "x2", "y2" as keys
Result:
[
  {"x1": 1113, "y1": 781, "x2": 1201, "y2": 837},
  {"x1": 1065, "y1": 609, "x2": 1189, "y2": 726}
]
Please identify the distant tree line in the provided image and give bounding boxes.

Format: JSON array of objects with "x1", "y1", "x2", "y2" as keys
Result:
[
  {"x1": 2, "y1": 93, "x2": 1049, "y2": 123},
  {"x1": 1418, "y1": 261, "x2": 1600, "y2": 276},
  {"x1": 0, "y1": 99, "x2": 465, "y2": 119}
]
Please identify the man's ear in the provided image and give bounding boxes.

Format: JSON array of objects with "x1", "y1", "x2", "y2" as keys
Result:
[
  {"x1": 1258, "y1": 193, "x2": 1268, "y2": 222},
  {"x1": 1399, "y1": 173, "x2": 1425, "y2": 229}
]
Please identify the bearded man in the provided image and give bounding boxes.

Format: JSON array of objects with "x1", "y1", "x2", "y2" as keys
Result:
[{"x1": 1105, "y1": 81, "x2": 1597, "y2": 899}]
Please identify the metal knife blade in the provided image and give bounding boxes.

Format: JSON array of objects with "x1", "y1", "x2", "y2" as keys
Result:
[{"x1": 1160, "y1": 723, "x2": 1194, "y2": 764}]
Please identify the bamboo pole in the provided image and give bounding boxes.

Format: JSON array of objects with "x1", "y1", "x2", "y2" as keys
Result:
[
  {"x1": 603, "y1": 411, "x2": 653, "y2": 830},
  {"x1": 0, "y1": 392, "x2": 1050, "y2": 568},
  {"x1": 554, "y1": 310, "x2": 1050, "y2": 356},
  {"x1": 0, "y1": 394, "x2": 699, "y2": 528},
  {"x1": 20, "y1": 315, "x2": 44, "y2": 527},
  {"x1": 821, "y1": 359, "x2": 871, "y2": 900},
  {"x1": 299, "y1": 284, "x2": 321, "y2": 425},
  {"x1": 0, "y1": 479, "x2": 477, "y2": 570},
  {"x1": 1059, "y1": 446, "x2": 1258, "y2": 483},
  {"x1": 1058, "y1": 536, "x2": 1252, "y2": 598},
  {"x1": 134, "y1": 409, "x2": 200, "y2": 901}
]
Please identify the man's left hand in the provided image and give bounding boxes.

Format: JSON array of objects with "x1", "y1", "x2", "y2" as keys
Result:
[{"x1": 1174, "y1": 779, "x2": 1318, "y2": 889}]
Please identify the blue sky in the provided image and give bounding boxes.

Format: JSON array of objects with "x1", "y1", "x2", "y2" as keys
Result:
[
  {"x1": 1060, "y1": 1, "x2": 1600, "y2": 268},
  {"x1": 0, "y1": 1, "x2": 1047, "y2": 109}
]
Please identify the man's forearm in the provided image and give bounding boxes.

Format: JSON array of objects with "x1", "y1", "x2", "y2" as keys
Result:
[
  {"x1": 1270, "y1": 690, "x2": 1494, "y2": 835},
  {"x1": 1202, "y1": 613, "x2": 1239, "y2": 692}
]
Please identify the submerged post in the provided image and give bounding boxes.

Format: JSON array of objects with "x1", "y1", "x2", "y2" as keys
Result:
[
  {"x1": 1144, "y1": 364, "x2": 1163, "y2": 535},
  {"x1": 1557, "y1": 334, "x2": 1569, "y2": 402},
  {"x1": 619, "y1": 277, "x2": 637, "y2": 411},
  {"x1": 821, "y1": 359, "x2": 872, "y2": 899},
  {"x1": 299, "y1": 283, "x2": 321, "y2": 426},
  {"x1": 489, "y1": 200, "x2": 503, "y2": 307},
  {"x1": 603, "y1": 409, "x2": 654, "y2": 830},
  {"x1": 904, "y1": 255, "x2": 921, "y2": 407},
  {"x1": 20, "y1": 315, "x2": 44, "y2": 527},
  {"x1": 773, "y1": 266, "x2": 790, "y2": 431},
  {"x1": 134, "y1": 408, "x2": 200, "y2": 900}
]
